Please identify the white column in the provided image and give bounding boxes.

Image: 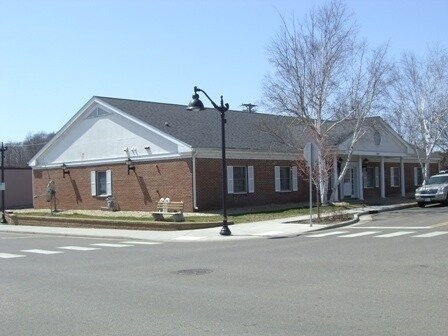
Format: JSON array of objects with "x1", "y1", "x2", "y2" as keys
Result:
[
  {"x1": 358, "y1": 156, "x2": 364, "y2": 200},
  {"x1": 400, "y1": 157, "x2": 405, "y2": 197},
  {"x1": 333, "y1": 155, "x2": 339, "y2": 202},
  {"x1": 380, "y1": 156, "x2": 385, "y2": 198}
]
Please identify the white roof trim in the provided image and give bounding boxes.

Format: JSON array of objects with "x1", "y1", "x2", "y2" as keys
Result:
[{"x1": 32, "y1": 152, "x2": 193, "y2": 170}]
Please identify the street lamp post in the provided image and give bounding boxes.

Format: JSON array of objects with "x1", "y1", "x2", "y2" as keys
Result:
[
  {"x1": 187, "y1": 86, "x2": 231, "y2": 236},
  {"x1": 1, "y1": 142, "x2": 8, "y2": 223}
]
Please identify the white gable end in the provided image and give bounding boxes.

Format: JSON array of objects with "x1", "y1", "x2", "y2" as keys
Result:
[
  {"x1": 30, "y1": 102, "x2": 191, "y2": 168},
  {"x1": 338, "y1": 125, "x2": 412, "y2": 157}
]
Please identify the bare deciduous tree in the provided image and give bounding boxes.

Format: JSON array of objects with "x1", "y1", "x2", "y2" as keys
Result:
[
  {"x1": 262, "y1": 0, "x2": 391, "y2": 204},
  {"x1": 387, "y1": 46, "x2": 448, "y2": 180}
]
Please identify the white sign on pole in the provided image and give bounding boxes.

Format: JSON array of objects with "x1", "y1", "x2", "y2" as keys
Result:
[
  {"x1": 303, "y1": 142, "x2": 319, "y2": 166},
  {"x1": 0, "y1": 182, "x2": 5, "y2": 191}
]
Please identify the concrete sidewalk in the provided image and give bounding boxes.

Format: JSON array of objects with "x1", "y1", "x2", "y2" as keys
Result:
[{"x1": 0, "y1": 203, "x2": 415, "y2": 242}]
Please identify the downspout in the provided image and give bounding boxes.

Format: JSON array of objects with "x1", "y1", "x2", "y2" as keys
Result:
[{"x1": 192, "y1": 150, "x2": 198, "y2": 210}]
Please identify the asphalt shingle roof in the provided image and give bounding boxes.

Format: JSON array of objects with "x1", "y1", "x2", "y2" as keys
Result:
[
  {"x1": 97, "y1": 96, "x2": 305, "y2": 153},
  {"x1": 96, "y1": 96, "x2": 381, "y2": 153}
]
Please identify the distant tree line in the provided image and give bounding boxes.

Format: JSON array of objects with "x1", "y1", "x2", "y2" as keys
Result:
[{"x1": 3, "y1": 132, "x2": 55, "y2": 168}]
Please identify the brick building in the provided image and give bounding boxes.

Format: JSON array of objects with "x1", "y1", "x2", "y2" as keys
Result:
[{"x1": 28, "y1": 96, "x2": 439, "y2": 212}]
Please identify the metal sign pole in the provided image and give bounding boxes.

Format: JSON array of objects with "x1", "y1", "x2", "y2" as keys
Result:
[
  {"x1": 309, "y1": 144, "x2": 313, "y2": 227},
  {"x1": 1, "y1": 142, "x2": 7, "y2": 223}
]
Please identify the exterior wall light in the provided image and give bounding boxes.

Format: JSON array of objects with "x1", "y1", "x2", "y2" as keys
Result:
[
  {"x1": 126, "y1": 158, "x2": 135, "y2": 175},
  {"x1": 62, "y1": 163, "x2": 70, "y2": 178}
]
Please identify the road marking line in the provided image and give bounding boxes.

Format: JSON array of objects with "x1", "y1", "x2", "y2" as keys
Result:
[
  {"x1": 120, "y1": 241, "x2": 162, "y2": 245},
  {"x1": 252, "y1": 231, "x2": 286, "y2": 236},
  {"x1": 306, "y1": 231, "x2": 349, "y2": 237},
  {"x1": 374, "y1": 231, "x2": 416, "y2": 238},
  {"x1": 0, "y1": 253, "x2": 26, "y2": 259},
  {"x1": 173, "y1": 236, "x2": 206, "y2": 241},
  {"x1": 21, "y1": 249, "x2": 64, "y2": 255},
  {"x1": 57, "y1": 246, "x2": 101, "y2": 251},
  {"x1": 351, "y1": 227, "x2": 428, "y2": 230},
  {"x1": 1, "y1": 236, "x2": 37, "y2": 240},
  {"x1": 339, "y1": 231, "x2": 380, "y2": 238},
  {"x1": 412, "y1": 231, "x2": 448, "y2": 238},
  {"x1": 90, "y1": 243, "x2": 132, "y2": 247},
  {"x1": 430, "y1": 222, "x2": 448, "y2": 228}
]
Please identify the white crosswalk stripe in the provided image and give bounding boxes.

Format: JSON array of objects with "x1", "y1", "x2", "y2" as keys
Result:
[
  {"x1": 339, "y1": 231, "x2": 380, "y2": 237},
  {"x1": 21, "y1": 249, "x2": 64, "y2": 255},
  {"x1": 412, "y1": 231, "x2": 448, "y2": 238},
  {"x1": 304, "y1": 230, "x2": 448, "y2": 238},
  {"x1": 57, "y1": 246, "x2": 101, "y2": 251},
  {"x1": 120, "y1": 241, "x2": 162, "y2": 245},
  {"x1": 2, "y1": 240, "x2": 163, "y2": 260},
  {"x1": 0, "y1": 253, "x2": 26, "y2": 259},
  {"x1": 374, "y1": 231, "x2": 416, "y2": 238},
  {"x1": 90, "y1": 243, "x2": 132, "y2": 247},
  {"x1": 306, "y1": 231, "x2": 349, "y2": 237}
]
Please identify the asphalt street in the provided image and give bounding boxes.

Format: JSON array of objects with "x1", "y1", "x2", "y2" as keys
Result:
[{"x1": 1, "y1": 206, "x2": 447, "y2": 336}]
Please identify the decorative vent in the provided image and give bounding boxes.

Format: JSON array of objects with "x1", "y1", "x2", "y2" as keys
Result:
[{"x1": 86, "y1": 107, "x2": 111, "y2": 119}]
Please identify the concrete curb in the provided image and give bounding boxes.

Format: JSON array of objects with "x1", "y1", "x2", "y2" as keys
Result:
[{"x1": 314, "y1": 202, "x2": 417, "y2": 231}]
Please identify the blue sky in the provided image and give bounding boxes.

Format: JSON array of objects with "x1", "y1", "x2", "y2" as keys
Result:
[{"x1": 1, "y1": 0, "x2": 447, "y2": 142}]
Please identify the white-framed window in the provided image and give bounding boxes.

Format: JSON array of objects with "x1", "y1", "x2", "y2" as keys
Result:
[
  {"x1": 364, "y1": 167, "x2": 379, "y2": 188},
  {"x1": 390, "y1": 167, "x2": 400, "y2": 187},
  {"x1": 414, "y1": 167, "x2": 423, "y2": 186},
  {"x1": 227, "y1": 166, "x2": 254, "y2": 194},
  {"x1": 275, "y1": 166, "x2": 298, "y2": 192},
  {"x1": 91, "y1": 170, "x2": 112, "y2": 196}
]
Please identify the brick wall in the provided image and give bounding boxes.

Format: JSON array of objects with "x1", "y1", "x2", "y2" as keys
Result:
[
  {"x1": 195, "y1": 158, "x2": 309, "y2": 211},
  {"x1": 33, "y1": 159, "x2": 194, "y2": 211},
  {"x1": 32, "y1": 158, "x2": 439, "y2": 212}
]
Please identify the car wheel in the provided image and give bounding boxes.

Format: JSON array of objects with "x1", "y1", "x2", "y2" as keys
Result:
[{"x1": 418, "y1": 202, "x2": 426, "y2": 208}]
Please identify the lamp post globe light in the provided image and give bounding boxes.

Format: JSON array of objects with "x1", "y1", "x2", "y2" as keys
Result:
[{"x1": 187, "y1": 86, "x2": 231, "y2": 236}]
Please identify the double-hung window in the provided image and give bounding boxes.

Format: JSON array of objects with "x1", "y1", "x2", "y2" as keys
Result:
[
  {"x1": 414, "y1": 167, "x2": 423, "y2": 186},
  {"x1": 227, "y1": 166, "x2": 254, "y2": 194},
  {"x1": 390, "y1": 167, "x2": 400, "y2": 187},
  {"x1": 91, "y1": 170, "x2": 112, "y2": 196},
  {"x1": 275, "y1": 166, "x2": 298, "y2": 192}
]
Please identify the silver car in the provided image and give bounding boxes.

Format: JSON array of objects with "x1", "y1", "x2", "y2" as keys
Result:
[{"x1": 415, "y1": 172, "x2": 448, "y2": 207}]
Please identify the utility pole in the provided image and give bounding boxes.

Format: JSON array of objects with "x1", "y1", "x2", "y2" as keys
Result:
[{"x1": 1, "y1": 142, "x2": 8, "y2": 223}]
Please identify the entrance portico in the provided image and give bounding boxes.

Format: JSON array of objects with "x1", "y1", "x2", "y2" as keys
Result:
[{"x1": 332, "y1": 154, "x2": 437, "y2": 202}]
